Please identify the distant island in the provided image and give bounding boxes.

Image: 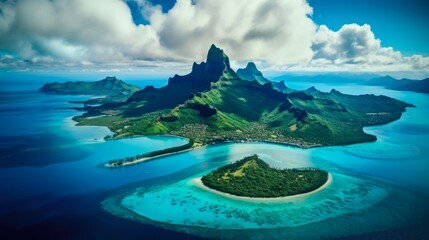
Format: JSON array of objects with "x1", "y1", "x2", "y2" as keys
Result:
[
  {"x1": 40, "y1": 76, "x2": 141, "y2": 104},
  {"x1": 41, "y1": 45, "x2": 414, "y2": 166},
  {"x1": 273, "y1": 73, "x2": 429, "y2": 94},
  {"x1": 198, "y1": 155, "x2": 329, "y2": 198},
  {"x1": 363, "y1": 75, "x2": 429, "y2": 94}
]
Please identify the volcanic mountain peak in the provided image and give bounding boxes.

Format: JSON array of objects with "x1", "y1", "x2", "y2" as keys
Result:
[
  {"x1": 237, "y1": 61, "x2": 269, "y2": 84},
  {"x1": 207, "y1": 44, "x2": 231, "y2": 69},
  {"x1": 77, "y1": 44, "x2": 412, "y2": 148},
  {"x1": 190, "y1": 44, "x2": 231, "y2": 77}
]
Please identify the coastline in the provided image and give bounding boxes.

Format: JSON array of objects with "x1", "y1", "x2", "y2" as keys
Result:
[
  {"x1": 103, "y1": 134, "x2": 380, "y2": 168},
  {"x1": 191, "y1": 173, "x2": 332, "y2": 202},
  {"x1": 103, "y1": 138, "x2": 308, "y2": 167}
]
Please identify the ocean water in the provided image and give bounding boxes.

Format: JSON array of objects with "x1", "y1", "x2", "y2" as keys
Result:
[{"x1": 0, "y1": 79, "x2": 428, "y2": 239}]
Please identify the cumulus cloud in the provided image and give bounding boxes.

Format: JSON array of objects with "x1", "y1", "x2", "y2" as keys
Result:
[
  {"x1": 132, "y1": 0, "x2": 162, "y2": 22},
  {"x1": 149, "y1": 0, "x2": 316, "y2": 64},
  {"x1": 311, "y1": 24, "x2": 429, "y2": 72},
  {"x1": 0, "y1": 0, "x2": 428, "y2": 78},
  {"x1": 0, "y1": 0, "x2": 171, "y2": 66},
  {"x1": 0, "y1": 0, "x2": 316, "y2": 69}
]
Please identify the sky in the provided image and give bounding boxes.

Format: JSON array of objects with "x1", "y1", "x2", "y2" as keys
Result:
[
  {"x1": 0, "y1": 0, "x2": 428, "y2": 79},
  {"x1": 308, "y1": 0, "x2": 429, "y2": 56}
]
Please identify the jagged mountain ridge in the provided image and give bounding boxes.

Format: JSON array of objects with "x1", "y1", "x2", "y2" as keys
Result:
[
  {"x1": 78, "y1": 45, "x2": 412, "y2": 147},
  {"x1": 237, "y1": 62, "x2": 289, "y2": 93},
  {"x1": 123, "y1": 44, "x2": 235, "y2": 115},
  {"x1": 237, "y1": 62, "x2": 269, "y2": 84}
]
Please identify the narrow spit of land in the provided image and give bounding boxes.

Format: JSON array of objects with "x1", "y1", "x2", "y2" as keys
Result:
[{"x1": 105, "y1": 139, "x2": 195, "y2": 167}]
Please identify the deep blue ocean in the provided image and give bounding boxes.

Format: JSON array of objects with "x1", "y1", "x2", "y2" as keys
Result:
[{"x1": 0, "y1": 77, "x2": 428, "y2": 239}]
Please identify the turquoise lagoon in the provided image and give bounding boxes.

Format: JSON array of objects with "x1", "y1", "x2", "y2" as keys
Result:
[
  {"x1": 0, "y1": 80, "x2": 428, "y2": 239},
  {"x1": 102, "y1": 83, "x2": 429, "y2": 239}
]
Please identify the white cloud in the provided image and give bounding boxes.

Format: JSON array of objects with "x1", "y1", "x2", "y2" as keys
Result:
[
  {"x1": 311, "y1": 24, "x2": 429, "y2": 73},
  {"x1": 0, "y1": 0, "x2": 428, "y2": 78},
  {"x1": 0, "y1": 0, "x2": 171, "y2": 65},
  {"x1": 149, "y1": 0, "x2": 316, "y2": 64},
  {"x1": 0, "y1": 0, "x2": 316, "y2": 68},
  {"x1": 132, "y1": 0, "x2": 162, "y2": 21}
]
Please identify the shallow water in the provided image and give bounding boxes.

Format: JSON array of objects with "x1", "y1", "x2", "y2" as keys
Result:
[
  {"x1": 103, "y1": 139, "x2": 428, "y2": 239},
  {"x1": 122, "y1": 172, "x2": 389, "y2": 229},
  {"x1": 103, "y1": 82, "x2": 429, "y2": 239},
  {"x1": 0, "y1": 80, "x2": 428, "y2": 239}
]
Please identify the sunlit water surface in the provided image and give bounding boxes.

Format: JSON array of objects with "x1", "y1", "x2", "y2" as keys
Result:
[{"x1": 0, "y1": 79, "x2": 428, "y2": 239}]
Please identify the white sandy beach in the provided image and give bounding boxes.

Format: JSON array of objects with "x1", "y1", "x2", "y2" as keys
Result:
[{"x1": 191, "y1": 173, "x2": 332, "y2": 202}]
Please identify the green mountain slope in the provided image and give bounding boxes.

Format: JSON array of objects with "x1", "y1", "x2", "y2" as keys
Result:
[
  {"x1": 75, "y1": 45, "x2": 413, "y2": 147},
  {"x1": 119, "y1": 44, "x2": 233, "y2": 116}
]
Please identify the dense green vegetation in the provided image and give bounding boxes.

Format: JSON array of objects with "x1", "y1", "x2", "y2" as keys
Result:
[
  {"x1": 201, "y1": 155, "x2": 329, "y2": 198},
  {"x1": 107, "y1": 139, "x2": 194, "y2": 167},
  {"x1": 72, "y1": 45, "x2": 412, "y2": 149}
]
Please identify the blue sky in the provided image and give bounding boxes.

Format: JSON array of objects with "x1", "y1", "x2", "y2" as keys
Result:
[
  {"x1": 0, "y1": 0, "x2": 428, "y2": 79},
  {"x1": 308, "y1": 0, "x2": 429, "y2": 56},
  {"x1": 129, "y1": 0, "x2": 429, "y2": 56}
]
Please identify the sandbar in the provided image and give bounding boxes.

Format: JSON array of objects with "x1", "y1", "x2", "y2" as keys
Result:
[{"x1": 105, "y1": 146, "x2": 202, "y2": 167}]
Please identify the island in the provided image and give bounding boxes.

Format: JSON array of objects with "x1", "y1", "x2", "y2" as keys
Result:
[
  {"x1": 364, "y1": 75, "x2": 429, "y2": 94},
  {"x1": 43, "y1": 45, "x2": 414, "y2": 167},
  {"x1": 198, "y1": 155, "x2": 330, "y2": 198},
  {"x1": 40, "y1": 76, "x2": 141, "y2": 104}
]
